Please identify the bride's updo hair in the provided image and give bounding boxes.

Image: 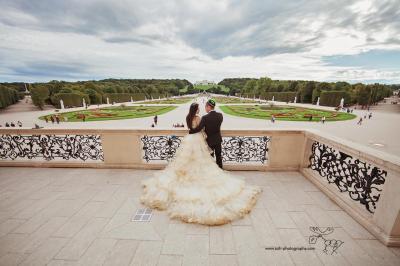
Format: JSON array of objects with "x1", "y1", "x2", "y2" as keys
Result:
[{"x1": 186, "y1": 103, "x2": 199, "y2": 130}]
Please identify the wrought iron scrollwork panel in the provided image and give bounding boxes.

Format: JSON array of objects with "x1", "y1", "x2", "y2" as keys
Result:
[
  {"x1": 222, "y1": 136, "x2": 270, "y2": 163},
  {"x1": 308, "y1": 141, "x2": 386, "y2": 213},
  {"x1": 0, "y1": 134, "x2": 104, "y2": 161},
  {"x1": 141, "y1": 135, "x2": 182, "y2": 162},
  {"x1": 141, "y1": 135, "x2": 270, "y2": 164}
]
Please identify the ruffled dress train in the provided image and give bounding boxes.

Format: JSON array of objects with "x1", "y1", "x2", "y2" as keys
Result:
[{"x1": 140, "y1": 132, "x2": 262, "y2": 225}]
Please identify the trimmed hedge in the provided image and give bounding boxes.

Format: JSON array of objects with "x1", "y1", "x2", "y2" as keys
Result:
[
  {"x1": 149, "y1": 93, "x2": 169, "y2": 100},
  {"x1": 242, "y1": 92, "x2": 297, "y2": 102},
  {"x1": 103, "y1": 93, "x2": 146, "y2": 103},
  {"x1": 260, "y1": 92, "x2": 297, "y2": 102},
  {"x1": 51, "y1": 93, "x2": 89, "y2": 108},
  {"x1": 0, "y1": 86, "x2": 19, "y2": 109},
  {"x1": 320, "y1": 91, "x2": 351, "y2": 107}
]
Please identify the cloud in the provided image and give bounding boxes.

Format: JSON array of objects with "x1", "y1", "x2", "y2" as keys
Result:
[
  {"x1": 0, "y1": 0, "x2": 399, "y2": 83},
  {"x1": 8, "y1": 62, "x2": 90, "y2": 79}
]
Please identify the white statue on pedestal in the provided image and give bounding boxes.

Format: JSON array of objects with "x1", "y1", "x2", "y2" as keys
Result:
[
  {"x1": 316, "y1": 97, "x2": 320, "y2": 106},
  {"x1": 60, "y1": 100, "x2": 64, "y2": 109},
  {"x1": 340, "y1": 98, "x2": 344, "y2": 108}
]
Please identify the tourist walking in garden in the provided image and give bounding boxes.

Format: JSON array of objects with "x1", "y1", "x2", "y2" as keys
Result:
[
  {"x1": 50, "y1": 115, "x2": 55, "y2": 124},
  {"x1": 55, "y1": 116, "x2": 60, "y2": 124},
  {"x1": 271, "y1": 115, "x2": 275, "y2": 123},
  {"x1": 357, "y1": 117, "x2": 363, "y2": 125},
  {"x1": 154, "y1": 115, "x2": 158, "y2": 125},
  {"x1": 45, "y1": 116, "x2": 49, "y2": 123},
  {"x1": 321, "y1": 116, "x2": 326, "y2": 124},
  {"x1": 17, "y1": 121, "x2": 22, "y2": 127}
]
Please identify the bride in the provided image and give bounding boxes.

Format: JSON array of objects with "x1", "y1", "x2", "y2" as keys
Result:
[{"x1": 140, "y1": 101, "x2": 262, "y2": 225}]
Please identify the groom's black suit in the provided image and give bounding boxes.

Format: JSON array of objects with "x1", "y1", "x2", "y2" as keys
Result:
[{"x1": 189, "y1": 110, "x2": 223, "y2": 168}]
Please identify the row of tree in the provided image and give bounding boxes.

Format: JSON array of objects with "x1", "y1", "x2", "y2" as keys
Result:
[
  {"x1": 218, "y1": 77, "x2": 398, "y2": 107},
  {"x1": 25, "y1": 79, "x2": 192, "y2": 109},
  {"x1": 1, "y1": 77, "x2": 398, "y2": 109},
  {"x1": 0, "y1": 84, "x2": 26, "y2": 109}
]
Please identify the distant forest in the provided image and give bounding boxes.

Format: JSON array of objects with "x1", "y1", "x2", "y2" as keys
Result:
[
  {"x1": 218, "y1": 78, "x2": 399, "y2": 107},
  {"x1": 1, "y1": 79, "x2": 192, "y2": 109},
  {"x1": 0, "y1": 77, "x2": 398, "y2": 109}
]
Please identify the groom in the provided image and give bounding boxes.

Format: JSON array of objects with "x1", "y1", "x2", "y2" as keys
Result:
[{"x1": 189, "y1": 99, "x2": 223, "y2": 168}]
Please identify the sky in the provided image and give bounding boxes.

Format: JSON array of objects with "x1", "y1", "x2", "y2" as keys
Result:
[{"x1": 0, "y1": 0, "x2": 400, "y2": 84}]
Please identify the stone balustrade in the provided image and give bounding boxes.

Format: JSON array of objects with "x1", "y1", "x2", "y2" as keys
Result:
[{"x1": 0, "y1": 128, "x2": 399, "y2": 246}]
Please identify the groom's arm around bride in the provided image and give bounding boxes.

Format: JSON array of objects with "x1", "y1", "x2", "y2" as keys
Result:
[{"x1": 189, "y1": 99, "x2": 224, "y2": 169}]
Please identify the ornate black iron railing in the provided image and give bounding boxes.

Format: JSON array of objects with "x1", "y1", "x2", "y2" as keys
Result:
[
  {"x1": 222, "y1": 136, "x2": 270, "y2": 163},
  {"x1": 141, "y1": 135, "x2": 270, "y2": 164},
  {"x1": 0, "y1": 134, "x2": 104, "y2": 161},
  {"x1": 141, "y1": 135, "x2": 182, "y2": 162},
  {"x1": 308, "y1": 141, "x2": 386, "y2": 213}
]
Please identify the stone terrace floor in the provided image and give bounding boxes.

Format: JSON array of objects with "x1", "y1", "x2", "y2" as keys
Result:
[{"x1": 0, "y1": 168, "x2": 399, "y2": 266}]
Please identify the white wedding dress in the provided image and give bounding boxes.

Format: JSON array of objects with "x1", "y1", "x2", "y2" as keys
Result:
[{"x1": 140, "y1": 115, "x2": 262, "y2": 225}]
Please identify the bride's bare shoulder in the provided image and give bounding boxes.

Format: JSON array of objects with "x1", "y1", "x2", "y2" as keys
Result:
[{"x1": 192, "y1": 115, "x2": 201, "y2": 127}]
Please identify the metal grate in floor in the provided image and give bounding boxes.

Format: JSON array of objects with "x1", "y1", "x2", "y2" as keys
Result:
[{"x1": 131, "y1": 208, "x2": 153, "y2": 222}]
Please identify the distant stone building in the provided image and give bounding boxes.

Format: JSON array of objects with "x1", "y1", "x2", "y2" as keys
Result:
[{"x1": 195, "y1": 80, "x2": 215, "y2": 86}]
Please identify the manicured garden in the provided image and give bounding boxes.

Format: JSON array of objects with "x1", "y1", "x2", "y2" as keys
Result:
[
  {"x1": 194, "y1": 84, "x2": 230, "y2": 92},
  {"x1": 138, "y1": 97, "x2": 193, "y2": 104},
  {"x1": 220, "y1": 104, "x2": 356, "y2": 122},
  {"x1": 39, "y1": 105, "x2": 176, "y2": 122},
  {"x1": 213, "y1": 97, "x2": 261, "y2": 104}
]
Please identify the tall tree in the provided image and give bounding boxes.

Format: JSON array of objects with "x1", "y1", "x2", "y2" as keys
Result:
[{"x1": 31, "y1": 86, "x2": 49, "y2": 109}]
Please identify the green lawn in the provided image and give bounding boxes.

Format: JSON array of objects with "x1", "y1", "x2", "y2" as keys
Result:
[
  {"x1": 194, "y1": 84, "x2": 230, "y2": 92},
  {"x1": 138, "y1": 98, "x2": 193, "y2": 104},
  {"x1": 220, "y1": 105, "x2": 356, "y2": 122},
  {"x1": 39, "y1": 106, "x2": 176, "y2": 122}
]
